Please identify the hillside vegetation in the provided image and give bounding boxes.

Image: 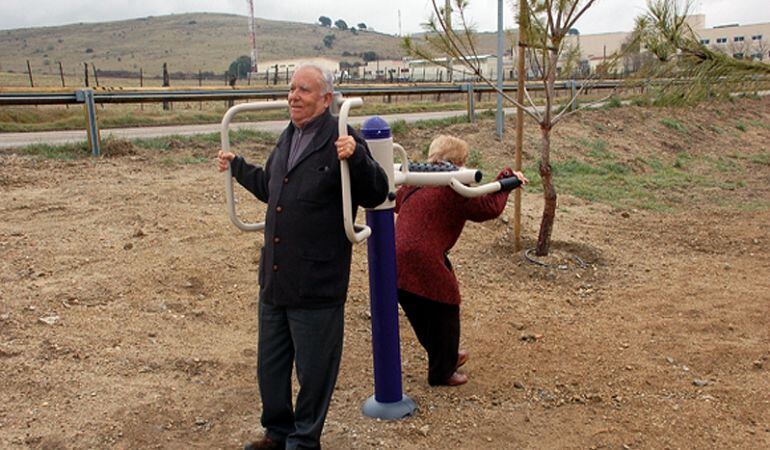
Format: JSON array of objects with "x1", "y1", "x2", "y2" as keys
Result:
[{"x1": 0, "y1": 13, "x2": 412, "y2": 77}]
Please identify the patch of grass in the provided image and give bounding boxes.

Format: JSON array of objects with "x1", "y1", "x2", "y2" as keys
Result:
[
  {"x1": 672, "y1": 153, "x2": 692, "y2": 170},
  {"x1": 725, "y1": 150, "x2": 770, "y2": 166},
  {"x1": 735, "y1": 122, "x2": 747, "y2": 132},
  {"x1": 522, "y1": 152, "x2": 753, "y2": 211},
  {"x1": 748, "y1": 119, "x2": 769, "y2": 130},
  {"x1": 703, "y1": 155, "x2": 740, "y2": 172},
  {"x1": 630, "y1": 96, "x2": 653, "y2": 107},
  {"x1": 0, "y1": 109, "x2": 86, "y2": 132},
  {"x1": 467, "y1": 147, "x2": 483, "y2": 170},
  {"x1": 734, "y1": 199, "x2": 770, "y2": 212},
  {"x1": 10, "y1": 129, "x2": 277, "y2": 159},
  {"x1": 183, "y1": 156, "x2": 209, "y2": 164},
  {"x1": 389, "y1": 119, "x2": 409, "y2": 136},
  {"x1": 605, "y1": 96, "x2": 622, "y2": 108},
  {"x1": 660, "y1": 117, "x2": 688, "y2": 133},
  {"x1": 476, "y1": 109, "x2": 496, "y2": 120},
  {"x1": 411, "y1": 114, "x2": 469, "y2": 130},
  {"x1": 133, "y1": 129, "x2": 276, "y2": 151},
  {"x1": 14, "y1": 141, "x2": 90, "y2": 159},
  {"x1": 748, "y1": 152, "x2": 770, "y2": 166},
  {"x1": 578, "y1": 138, "x2": 612, "y2": 160}
]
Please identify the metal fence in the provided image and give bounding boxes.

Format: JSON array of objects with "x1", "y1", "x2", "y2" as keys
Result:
[{"x1": 0, "y1": 79, "x2": 635, "y2": 155}]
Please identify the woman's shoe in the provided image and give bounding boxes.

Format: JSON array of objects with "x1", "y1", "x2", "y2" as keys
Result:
[{"x1": 445, "y1": 372, "x2": 468, "y2": 386}]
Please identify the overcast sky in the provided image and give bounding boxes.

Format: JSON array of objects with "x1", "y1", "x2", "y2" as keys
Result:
[{"x1": 1, "y1": 0, "x2": 769, "y2": 35}]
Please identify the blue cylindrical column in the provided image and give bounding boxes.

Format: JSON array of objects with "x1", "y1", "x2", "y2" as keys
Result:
[
  {"x1": 366, "y1": 208, "x2": 402, "y2": 402},
  {"x1": 360, "y1": 117, "x2": 416, "y2": 420}
]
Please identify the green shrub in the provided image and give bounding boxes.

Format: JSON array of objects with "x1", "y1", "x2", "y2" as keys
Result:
[{"x1": 660, "y1": 117, "x2": 687, "y2": 133}]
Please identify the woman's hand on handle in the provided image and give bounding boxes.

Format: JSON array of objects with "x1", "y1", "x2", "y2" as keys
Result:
[
  {"x1": 496, "y1": 166, "x2": 529, "y2": 191},
  {"x1": 512, "y1": 171, "x2": 529, "y2": 186},
  {"x1": 217, "y1": 150, "x2": 236, "y2": 172}
]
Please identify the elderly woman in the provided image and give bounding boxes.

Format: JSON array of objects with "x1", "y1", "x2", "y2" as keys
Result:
[{"x1": 395, "y1": 135, "x2": 527, "y2": 386}]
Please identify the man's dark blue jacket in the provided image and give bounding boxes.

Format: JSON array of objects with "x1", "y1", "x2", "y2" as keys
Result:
[{"x1": 230, "y1": 109, "x2": 389, "y2": 308}]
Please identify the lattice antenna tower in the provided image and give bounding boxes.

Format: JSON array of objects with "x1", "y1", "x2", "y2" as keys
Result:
[{"x1": 247, "y1": 0, "x2": 259, "y2": 73}]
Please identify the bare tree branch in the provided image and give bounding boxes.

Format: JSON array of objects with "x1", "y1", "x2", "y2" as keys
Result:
[{"x1": 552, "y1": 91, "x2": 614, "y2": 126}]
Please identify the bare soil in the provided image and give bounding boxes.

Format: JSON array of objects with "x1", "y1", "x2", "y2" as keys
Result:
[{"x1": 1, "y1": 98, "x2": 769, "y2": 449}]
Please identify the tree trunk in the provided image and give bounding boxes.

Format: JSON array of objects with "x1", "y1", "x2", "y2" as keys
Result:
[{"x1": 535, "y1": 123, "x2": 556, "y2": 256}]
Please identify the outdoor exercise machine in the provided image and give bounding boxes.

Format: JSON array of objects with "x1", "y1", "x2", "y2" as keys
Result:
[{"x1": 220, "y1": 96, "x2": 521, "y2": 420}]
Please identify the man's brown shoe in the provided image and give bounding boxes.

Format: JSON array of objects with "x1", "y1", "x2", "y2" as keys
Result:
[
  {"x1": 457, "y1": 350, "x2": 469, "y2": 368},
  {"x1": 445, "y1": 372, "x2": 468, "y2": 386},
  {"x1": 244, "y1": 435, "x2": 284, "y2": 450}
]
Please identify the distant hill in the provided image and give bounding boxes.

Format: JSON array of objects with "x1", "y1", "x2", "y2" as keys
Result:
[
  {"x1": 0, "y1": 13, "x2": 409, "y2": 77},
  {"x1": 0, "y1": 13, "x2": 516, "y2": 79}
]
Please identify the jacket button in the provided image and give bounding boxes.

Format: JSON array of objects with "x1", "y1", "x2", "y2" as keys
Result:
[
  {"x1": 273, "y1": 237, "x2": 281, "y2": 244},
  {"x1": 272, "y1": 265, "x2": 279, "y2": 272},
  {"x1": 276, "y1": 206, "x2": 283, "y2": 213},
  {"x1": 283, "y1": 177, "x2": 289, "y2": 184}
]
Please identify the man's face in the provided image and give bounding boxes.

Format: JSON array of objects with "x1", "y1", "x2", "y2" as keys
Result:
[{"x1": 288, "y1": 67, "x2": 332, "y2": 128}]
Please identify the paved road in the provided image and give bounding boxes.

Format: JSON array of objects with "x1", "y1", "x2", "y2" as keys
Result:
[{"x1": 0, "y1": 108, "x2": 521, "y2": 149}]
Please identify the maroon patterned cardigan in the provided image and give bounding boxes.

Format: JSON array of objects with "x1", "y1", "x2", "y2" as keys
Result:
[{"x1": 395, "y1": 185, "x2": 509, "y2": 305}]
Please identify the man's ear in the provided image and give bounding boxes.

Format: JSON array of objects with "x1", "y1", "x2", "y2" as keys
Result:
[{"x1": 323, "y1": 92, "x2": 333, "y2": 108}]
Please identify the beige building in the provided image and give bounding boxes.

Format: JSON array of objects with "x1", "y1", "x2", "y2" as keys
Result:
[
  {"x1": 565, "y1": 14, "x2": 770, "y2": 74},
  {"x1": 408, "y1": 55, "x2": 510, "y2": 82},
  {"x1": 696, "y1": 21, "x2": 770, "y2": 60},
  {"x1": 400, "y1": 55, "x2": 515, "y2": 82}
]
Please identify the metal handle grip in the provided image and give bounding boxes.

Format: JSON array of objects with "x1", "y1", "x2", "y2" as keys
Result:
[
  {"x1": 220, "y1": 100, "x2": 288, "y2": 232},
  {"x1": 448, "y1": 177, "x2": 504, "y2": 198},
  {"x1": 337, "y1": 97, "x2": 371, "y2": 244}
]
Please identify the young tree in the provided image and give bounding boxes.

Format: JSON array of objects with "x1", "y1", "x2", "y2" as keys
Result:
[
  {"x1": 334, "y1": 19, "x2": 349, "y2": 31},
  {"x1": 319, "y1": 16, "x2": 332, "y2": 27},
  {"x1": 323, "y1": 34, "x2": 336, "y2": 49},
  {"x1": 404, "y1": 0, "x2": 604, "y2": 256},
  {"x1": 754, "y1": 38, "x2": 769, "y2": 61},
  {"x1": 227, "y1": 55, "x2": 253, "y2": 79}
]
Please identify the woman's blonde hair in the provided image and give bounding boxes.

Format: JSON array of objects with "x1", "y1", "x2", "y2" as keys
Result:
[{"x1": 427, "y1": 135, "x2": 468, "y2": 166}]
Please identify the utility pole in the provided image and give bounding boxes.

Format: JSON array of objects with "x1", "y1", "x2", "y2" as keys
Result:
[
  {"x1": 514, "y1": 0, "x2": 528, "y2": 252},
  {"x1": 445, "y1": 0, "x2": 453, "y2": 83},
  {"x1": 496, "y1": 0, "x2": 504, "y2": 139},
  {"x1": 247, "y1": 0, "x2": 259, "y2": 74}
]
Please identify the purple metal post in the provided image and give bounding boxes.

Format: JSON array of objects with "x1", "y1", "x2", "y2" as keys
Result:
[
  {"x1": 360, "y1": 117, "x2": 416, "y2": 419},
  {"x1": 365, "y1": 208, "x2": 403, "y2": 402}
]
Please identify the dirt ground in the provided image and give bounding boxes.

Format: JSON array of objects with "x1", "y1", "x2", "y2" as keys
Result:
[{"x1": 1, "y1": 98, "x2": 769, "y2": 449}]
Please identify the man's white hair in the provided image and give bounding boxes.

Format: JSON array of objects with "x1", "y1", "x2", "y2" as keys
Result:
[{"x1": 296, "y1": 62, "x2": 334, "y2": 95}]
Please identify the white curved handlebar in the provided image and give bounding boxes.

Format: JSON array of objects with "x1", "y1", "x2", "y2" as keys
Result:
[
  {"x1": 393, "y1": 144, "x2": 409, "y2": 174},
  {"x1": 337, "y1": 97, "x2": 371, "y2": 244},
  {"x1": 448, "y1": 178, "x2": 503, "y2": 198},
  {"x1": 394, "y1": 167, "x2": 481, "y2": 187},
  {"x1": 220, "y1": 100, "x2": 288, "y2": 232}
]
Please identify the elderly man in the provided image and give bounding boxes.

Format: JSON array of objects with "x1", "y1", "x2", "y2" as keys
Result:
[{"x1": 217, "y1": 64, "x2": 388, "y2": 450}]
